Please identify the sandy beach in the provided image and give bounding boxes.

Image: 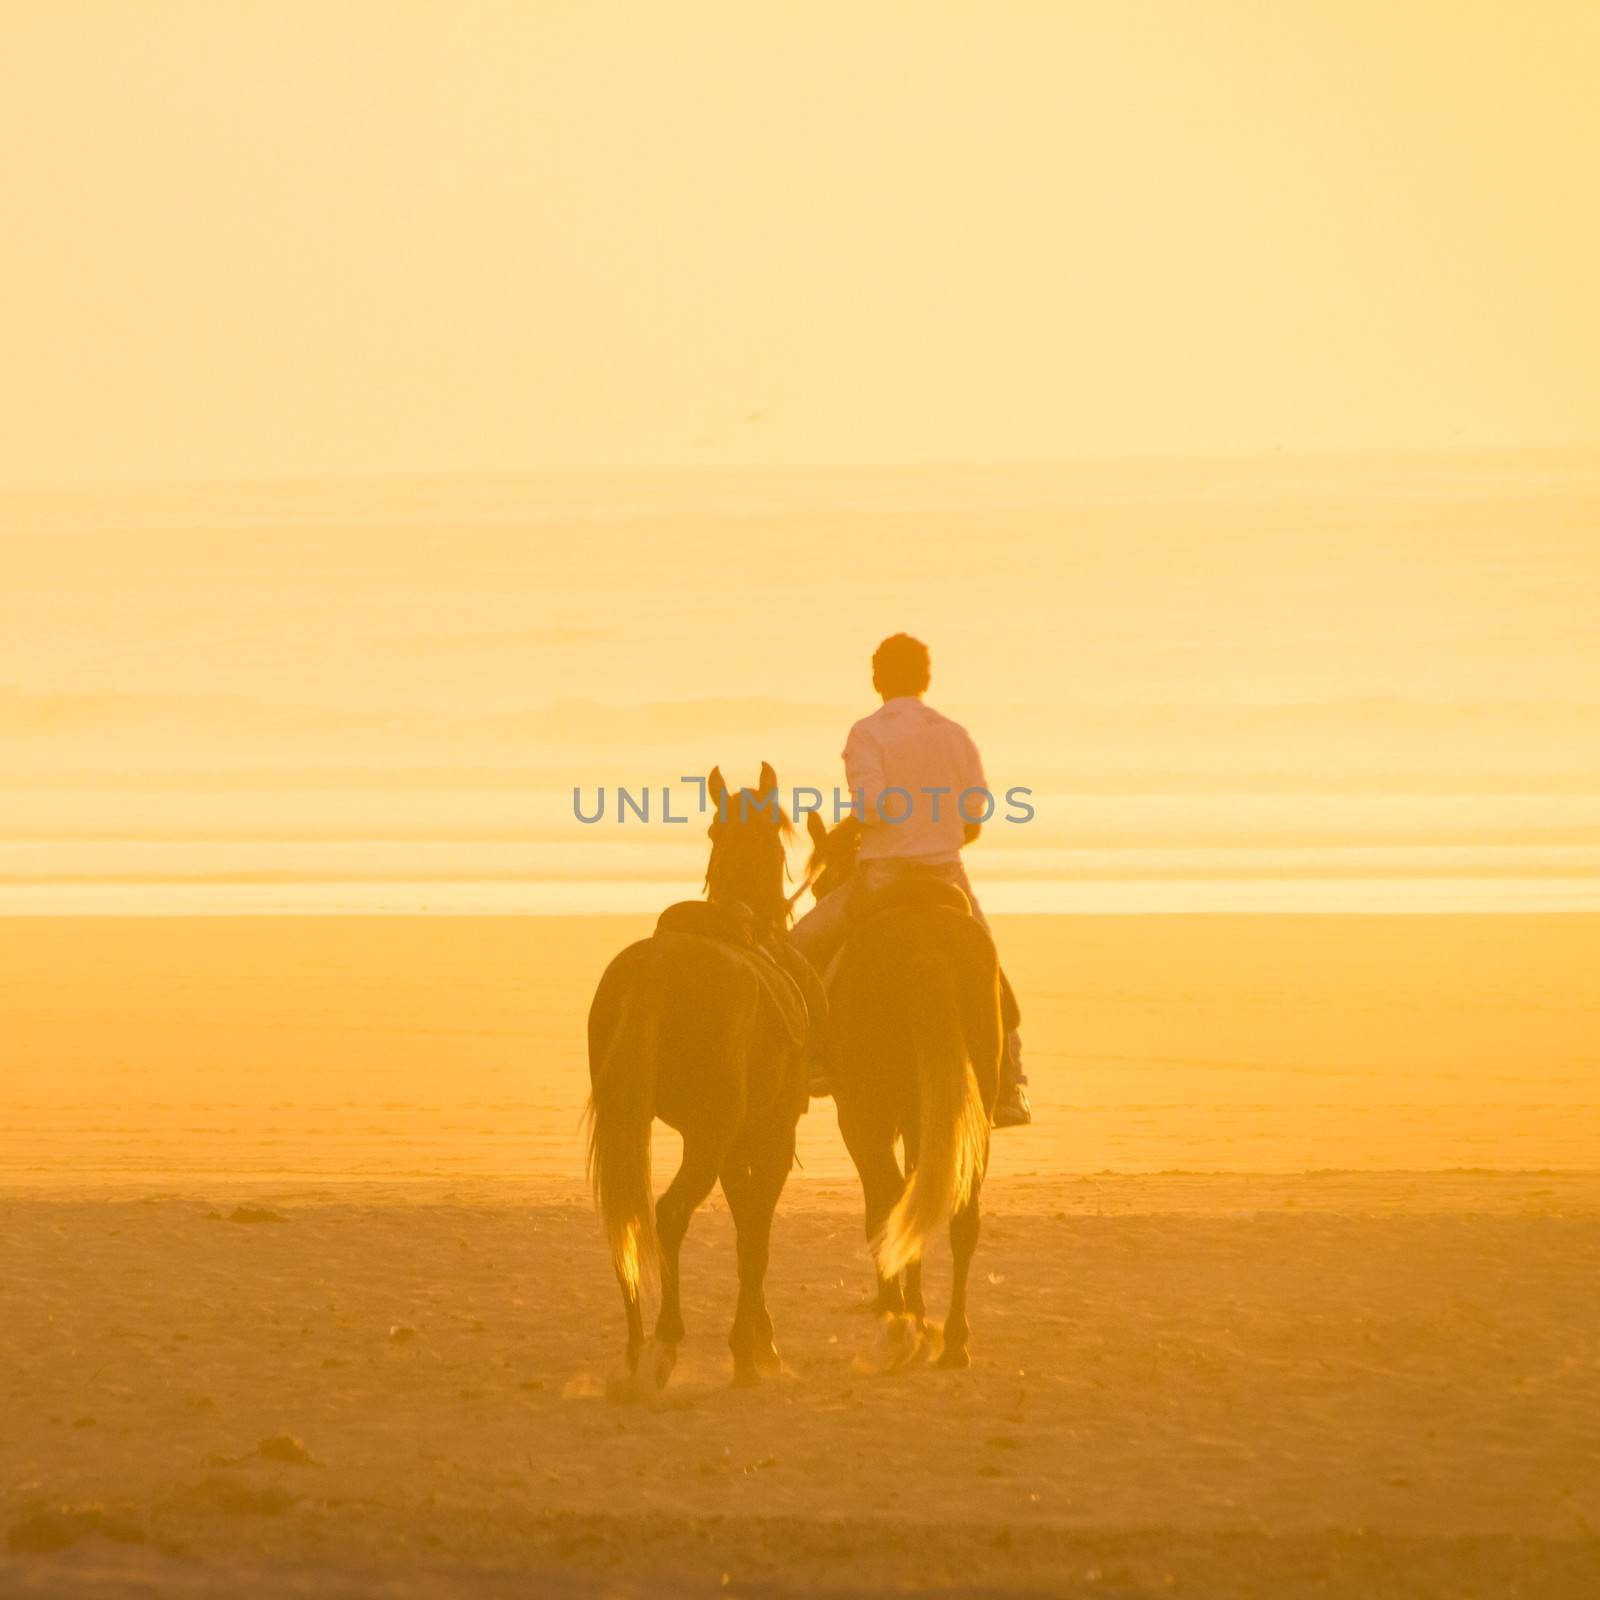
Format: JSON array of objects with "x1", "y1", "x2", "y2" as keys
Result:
[
  {"x1": 3, "y1": 915, "x2": 1598, "y2": 1595},
  {"x1": 4, "y1": 1175, "x2": 1599, "y2": 1596}
]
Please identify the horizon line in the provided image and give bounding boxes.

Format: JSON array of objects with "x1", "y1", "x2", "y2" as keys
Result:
[{"x1": 5, "y1": 441, "x2": 1600, "y2": 500}]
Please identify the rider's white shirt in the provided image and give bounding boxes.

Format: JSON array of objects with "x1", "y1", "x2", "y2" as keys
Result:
[{"x1": 842, "y1": 697, "x2": 988, "y2": 863}]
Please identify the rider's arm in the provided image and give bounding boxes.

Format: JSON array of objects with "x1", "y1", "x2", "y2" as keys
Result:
[
  {"x1": 956, "y1": 726, "x2": 989, "y2": 846},
  {"x1": 843, "y1": 724, "x2": 887, "y2": 830}
]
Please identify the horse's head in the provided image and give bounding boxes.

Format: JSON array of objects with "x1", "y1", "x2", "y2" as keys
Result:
[
  {"x1": 802, "y1": 811, "x2": 862, "y2": 903},
  {"x1": 704, "y1": 763, "x2": 793, "y2": 929}
]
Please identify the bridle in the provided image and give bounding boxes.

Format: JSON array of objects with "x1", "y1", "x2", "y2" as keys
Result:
[
  {"x1": 783, "y1": 823, "x2": 859, "y2": 917},
  {"x1": 707, "y1": 813, "x2": 790, "y2": 930}
]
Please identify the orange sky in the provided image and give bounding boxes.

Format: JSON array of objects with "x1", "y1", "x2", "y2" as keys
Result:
[
  {"x1": 3, "y1": 2, "x2": 1598, "y2": 486},
  {"x1": 3, "y1": 7, "x2": 1599, "y2": 914}
]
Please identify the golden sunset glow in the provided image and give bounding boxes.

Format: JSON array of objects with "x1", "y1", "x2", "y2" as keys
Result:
[
  {"x1": 5, "y1": 7, "x2": 1600, "y2": 916},
  {"x1": 5, "y1": 455, "x2": 1599, "y2": 914},
  {"x1": 3, "y1": 7, "x2": 1598, "y2": 1596},
  {"x1": 5, "y1": 4, "x2": 1599, "y2": 483}
]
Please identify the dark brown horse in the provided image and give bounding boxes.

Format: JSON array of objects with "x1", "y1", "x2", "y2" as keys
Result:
[
  {"x1": 800, "y1": 812, "x2": 1002, "y2": 1368},
  {"x1": 587, "y1": 764, "x2": 810, "y2": 1389}
]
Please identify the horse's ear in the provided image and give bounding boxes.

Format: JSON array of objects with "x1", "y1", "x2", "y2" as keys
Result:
[
  {"x1": 806, "y1": 811, "x2": 827, "y2": 848},
  {"x1": 757, "y1": 761, "x2": 777, "y2": 799},
  {"x1": 707, "y1": 767, "x2": 727, "y2": 806}
]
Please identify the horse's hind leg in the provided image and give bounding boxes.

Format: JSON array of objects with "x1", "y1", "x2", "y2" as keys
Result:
[
  {"x1": 651, "y1": 1134, "x2": 723, "y2": 1379},
  {"x1": 617, "y1": 1267, "x2": 645, "y2": 1373},
  {"x1": 904, "y1": 1258, "x2": 927, "y2": 1327},
  {"x1": 853, "y1": 1144, "x2": 909, "y2": 1317},
  {"x1": 901, "y1": 1136, "x2": 926, "y2": 1325},
  {"x1": 722, "y1": 1118, "x2": 796, "y2": 1386},
  {"x1": 939, "y1": 1187, "x2": 981, "y2": 1369}
]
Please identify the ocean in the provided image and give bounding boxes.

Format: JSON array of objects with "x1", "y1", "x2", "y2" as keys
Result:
[{"x1": 3, "y1": 452, "x2": 1598, "y2": 914}]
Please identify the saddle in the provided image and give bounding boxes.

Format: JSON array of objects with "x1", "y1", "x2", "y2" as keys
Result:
[
  {"x1": 848, "y1": 876, "x2": 972, "y2": 926},
  {"x1": 655, "y1": 897, "x2": 759, "y2": 948},
  {"x1": 653, "y1": 900, "x2": 826, "y2": 1053},
  {"x1": 840, "y1": 877, "x2": 1022, "y2": 1034}
]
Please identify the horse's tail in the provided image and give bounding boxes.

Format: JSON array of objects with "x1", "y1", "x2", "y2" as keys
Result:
[
  {"x1": 872, "y1": 950, "x2": 989, "y2": 1281},
  {"x1": 586, "y1": 964, "x2": 661, "y2": 1298}
]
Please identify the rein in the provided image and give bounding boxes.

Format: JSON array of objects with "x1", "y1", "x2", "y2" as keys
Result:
[{"x1": 783, "y1": 862, "x2": 822, "y2": 916}]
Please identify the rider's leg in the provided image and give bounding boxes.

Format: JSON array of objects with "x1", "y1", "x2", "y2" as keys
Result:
[
  {"x1": 946, "y1": 861, "x2": 1026, "y2": 1092},
  {"x1": 788, "y1": 876, "x2": 855, "y2": 973},
  {"x1": 789, "y1": 879, "x2": 856, "y2": 1097}
]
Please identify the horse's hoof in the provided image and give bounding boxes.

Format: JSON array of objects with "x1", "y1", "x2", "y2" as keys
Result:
[
  {"x1": 732, "y1": 1362, "x2": 760, "y2": 1388},
  {"x1": 885, "y1": 1313, "x2": 921, "y2": 1372},
  {"x1": 754, "y1": 1340, "x2": 782, "y2": 1376},
  {"x1": 937, "y1": 1342, "x2": 971, "y2": 1370},
  {"x1": 650, "y1": 1340, "x2": 678, "y2": 1391}
]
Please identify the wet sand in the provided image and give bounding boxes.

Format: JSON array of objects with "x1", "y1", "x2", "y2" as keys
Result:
[{"x1": 5, "y1": 915, "x2": 1599, "y2": 1181}]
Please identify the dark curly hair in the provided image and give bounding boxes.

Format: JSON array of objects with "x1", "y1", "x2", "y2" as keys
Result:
[{"x1": 871, "y1": 633, "x2": 932, "y2": 698}]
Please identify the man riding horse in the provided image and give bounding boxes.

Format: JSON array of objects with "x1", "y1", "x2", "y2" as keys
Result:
[{"x1": 791, "y1": 633, "x2": 1030, "y2": 1128}]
